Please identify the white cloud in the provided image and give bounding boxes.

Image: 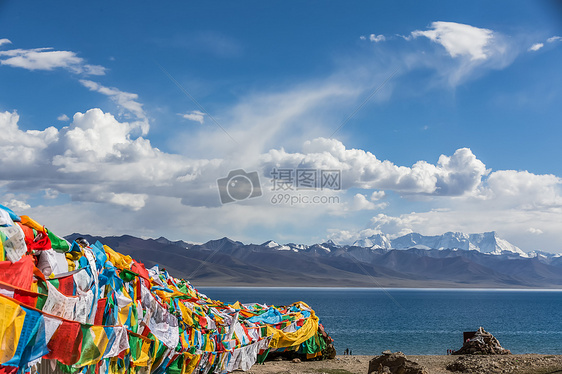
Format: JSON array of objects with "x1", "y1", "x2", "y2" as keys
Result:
[
  {"x1": 0, "y1": 111, "x2": 59, "y2": 173},
  {"x1": 0, "y1": 108, "x2": 489, "y2": 216},
  {"x1": 3, "y1": 107, "x2": 562, "y2": 251},
  {"x1": 180, "y1": 110, "x2": 205, "y2": 124},
  {"x1": 0, "y1": 47, "x2": 105, "y2": 75},
  {"x1": 481, "y1": 170, "x2": 562, "y2": 209},
  {"x1": 57, "y1": 114, "x2": 70, "y2": 121},
  {"x1": 328, "y1": 212, "x2": 423, "y2": 244},
  {"x1": 406, "y1": 21, "x2": 516, "y2": 87},
  {"x1": 359, "y1": 36, "x2": 367, "y2": 41},
  {"x1": 349, "y1": 193, "x2": 387, "y2": 211},
  {"x1": 328, "y1": 167, "x2": 562, "y2": 251},
  {"x1": 2, "y1": 198, "x2": 31, "y2": 211},
  {"x1": 79, "y1": 80, "x2": 147, "y2": 129},
  {"x1": 371, "y1": 190, "x2": 385, "y2": 201},
  {"x1": 528, "y1": 43, "x2": 544, "y2": 52},
  {"x1": 44, "y1": 189, "x2": 59, "y2": 199},
  {"x1": 106, "y1": 192, "x2": 148, "y2": 210},
  {"x1": 411, "y1": 21, "x2": 493, "y2": 61},
  {"x1": 0, "y1": 39, "x2": 11, "y2": 47},
  {"x1": 369, "y1": 34, "x2": 386, "y2": 43},
  {"x1": 262, "y1": 138, "x2": 488, "y2": 196},
  {"x1": 547, "y1": 36, "x2": 562, "y2": 43},
  {"x1": 0, "y1": 108, "x2": 226, "y2": 210}
]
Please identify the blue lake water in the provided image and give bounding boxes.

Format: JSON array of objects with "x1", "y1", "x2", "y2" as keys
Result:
[{"x1": 198, "y1": 287, "x2": 562, "y2": 355}]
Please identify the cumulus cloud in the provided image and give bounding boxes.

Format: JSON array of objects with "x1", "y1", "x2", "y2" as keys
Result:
[
  {"x1": 44, "y1": 189, "x2": 59, "y2": 199},
  {"x1": 369, "y1": 34, "x2": 385, "y2": 43},
  {"x1": 0, "y1": 108, "x2": 227, "y2": 210},
  {"x1": 180, "y1": 110, "x2": 205, "y2": 124},
  {"x1": 0, "y1": 39, "x2": 11, "y2": 47},
  {"x1": 0, "y1": 111, "x2": 59, "y2": 172},
  {"x1": 528, "y1": 43, "x2": 544, "y2": 52},
  {"x1": 371, "y1": 190, "x2": 385, "y2": 200},
  {"x1": 348, "y1": 194, "x2": 387, "y2": 211},
  {"x1": 0, "y1": 109, "x2": 489, "y2": 214},
  {"x1": 57, "y1": 114, "x2": 70, "y2": 121},
  {"x1": 329, "y1": 168, "x2": 562, "y2": 251},
  {"x1": 482, "y1": 170, "x2": 562, "y2": 209},
  {"x1": 547, "y1": 36, "x2": 562, "y2": 43},
  {"x1": 0, "y1": 47, "x2": 105, "y2": 75},
  {"x1": 328, "y1": 212, "x2": 424, "y2": 244},
  {"x1": 411, "y1": 21, "x2": 493, "y2": 61},
  {"x1": 262, "y1": 138, "x2": 488, "y2": 196},
  {"x1": 3, "y1": 107, "x2": 562, "y2": 251},
  {"x1": 2, "y1": 197, "x2": 30, "y2": 211}
]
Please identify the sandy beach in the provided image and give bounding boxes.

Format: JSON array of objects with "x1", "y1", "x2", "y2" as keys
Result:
[{"x1": 245, "y1": 354, "x2": 562, "y2": 374}]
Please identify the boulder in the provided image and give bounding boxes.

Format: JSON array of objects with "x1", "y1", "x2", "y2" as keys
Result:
[{"x1": 368, "y1": 351, "x2": 428, "y2": 374}]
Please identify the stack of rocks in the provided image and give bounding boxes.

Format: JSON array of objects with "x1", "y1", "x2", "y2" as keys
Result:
[
  {"x1": 453, "y1": 327, "x2": 511, "y2": 355},
  {"x1": 368, "y1": 351, "x2": 428, "y2": 374}
]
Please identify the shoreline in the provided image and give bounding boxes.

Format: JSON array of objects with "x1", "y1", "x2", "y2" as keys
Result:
[
  {"x1": 198, "y1": 286, "x2": 562, "y2": 291},
  {"x1": 246, "y1": 354, "x2": 562, "y2": 374}
]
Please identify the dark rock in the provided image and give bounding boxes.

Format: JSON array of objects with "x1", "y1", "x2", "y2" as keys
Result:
[
  {"x1": 325, "y1": 343, "x2": 337, "y2": 359},
  {"x1": 368, "y1": 351, "x2": 428, "y2": 374}
]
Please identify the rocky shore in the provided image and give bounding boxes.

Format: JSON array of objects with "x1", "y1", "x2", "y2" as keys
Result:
[{"x1": 245, "y1": 354, "x2": 562, "y2": 374}]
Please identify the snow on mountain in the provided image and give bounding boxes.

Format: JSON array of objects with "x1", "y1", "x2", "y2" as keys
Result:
[
  {"x1": 262, "y1": 240, "x2": 280, "y2": 248},
  {"x1": 390, "y1": 232, "x2": 475, "y2": 251},
  {"x1": 262, "y1": 240, "x2": 297, "y2": 252},
  {"x1": 353, "y1": 234, "x2": 391, "y2": 249},
  {"x1": 287, "y1": 243, "x2": 308, "y2": 252},
  {"x1": 384, "y1": 231, "x2": 525, "y2": 256},
  {"x1": 265, "y1": 231, "x2": 527, "y2": 257},
  {"x1": 467, "y1": 232, "x2": 527, "y2": 256},
  {"x1": 318, "y1": 245, "x2": 331, "y2": 252}
]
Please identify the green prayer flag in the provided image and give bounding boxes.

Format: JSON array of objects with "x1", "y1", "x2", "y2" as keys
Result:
[{"x1": 47, "y1": 229, "x2": 70, "y2": 251}]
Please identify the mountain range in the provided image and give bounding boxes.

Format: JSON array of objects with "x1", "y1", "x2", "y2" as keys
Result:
[{"x1": 66, "y1": 231, "x2": 562, "y2": 289}]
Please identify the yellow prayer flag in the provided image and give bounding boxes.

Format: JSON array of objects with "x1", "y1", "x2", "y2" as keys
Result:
[{"x1": 0, "y1": 297, "x2": 26, "y2": 364}]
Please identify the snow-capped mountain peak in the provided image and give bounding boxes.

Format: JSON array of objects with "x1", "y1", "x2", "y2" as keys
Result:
[
  {"x1": 467, "y1": 232, "x2": 526, "y2": 256},
  {"x1": 348, "y1": 231, "x2": 527, "y2": 256},
  {"x1": 263, "y1": 231, "x2": 529, "y2": 257},
  {"x1": 353, "y1": 234, "x2": 391, "y2": 249},
  {"x1": 262, "y1": 240, "x2": 280, "y2": 248}
]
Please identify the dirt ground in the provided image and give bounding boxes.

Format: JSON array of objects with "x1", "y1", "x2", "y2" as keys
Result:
[{"x1": 244, "y1": 354, "x2": 562, "y2": 374}]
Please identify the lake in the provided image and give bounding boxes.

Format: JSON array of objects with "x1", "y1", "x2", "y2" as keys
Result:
[{"x1": 198, "y1": 287, "x2": 562, "y2": 355}]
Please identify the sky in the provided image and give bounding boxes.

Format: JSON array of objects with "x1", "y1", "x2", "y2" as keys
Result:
[{"x1": 1, "y1": 1, "x2": 562, "y2": 253}]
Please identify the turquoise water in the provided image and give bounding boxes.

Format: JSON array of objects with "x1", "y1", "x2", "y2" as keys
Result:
[{"x1": 198, "y1": 287, "x2": 562, "y2": 355}]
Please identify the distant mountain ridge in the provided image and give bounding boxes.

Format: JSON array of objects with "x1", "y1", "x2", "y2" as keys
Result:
[
  {"x1": 352, "y1": 231, "x2": 527, "y2": 256},
  {"x1": 66, "y1": 231, "x2": 562, "y2": 288}
]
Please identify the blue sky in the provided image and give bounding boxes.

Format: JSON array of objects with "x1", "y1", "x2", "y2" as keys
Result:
[{"x1": 1, "y1": 1, "x2": 562, "y2": 253}]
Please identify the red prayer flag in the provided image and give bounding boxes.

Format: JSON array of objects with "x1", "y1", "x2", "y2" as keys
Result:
[
  {"x1": 94, "y1": 298, "x2": 107, "y2": 325},
  {"x1": 131, "y1": 260, "x2": 150, "y2": 281},
  {"x1": 0, "y1": 255, "x2": 34, "y2": 290},
  {"x1": 0, "y1": 365, "x2": 18, "y2": 374},
  {"x1": 13, "y1": 288, "x2": 38, "y2": 308},
  {"x1": 57, "y1": 274, "x2": 75, "y2": 296},
  {"x1": 44, "y1": 320, "x2": 83, "y2": 365}
]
